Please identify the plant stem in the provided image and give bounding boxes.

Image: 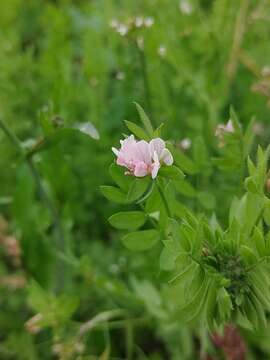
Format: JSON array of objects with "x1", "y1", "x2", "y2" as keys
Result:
[
  {"x1": 227, "y1": 0, "x2": 250, "y2": 81},
  {"x1": 0, "y1": 119, "x2": 23, "y2": 154},
  {"x1": 134, "y1": 40, "x2": 154, "y2": 125},
  {"x1": 156, "y1": 180, "x2": 172, "y2": 218}
]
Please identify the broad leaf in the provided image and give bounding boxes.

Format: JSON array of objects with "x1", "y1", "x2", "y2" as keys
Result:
[
  {"x1": 121, "y1": 229, "x2": 159, "y2": 251},
  {"x1": 109, "y1": 211, "x2": 146, "y2": 230}
]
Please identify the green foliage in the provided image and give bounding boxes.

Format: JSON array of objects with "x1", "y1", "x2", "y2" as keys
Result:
[{"x1": 1, "y1": 0, "x2": 270, "y2": 358}]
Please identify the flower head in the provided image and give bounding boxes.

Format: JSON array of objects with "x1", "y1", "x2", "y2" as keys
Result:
[
  {"x1": 215, "y1": 120, "x2": 235, "y2": 147},
  {"x1": 112, "y1": 136, "x2": 173, "y2": 179}
]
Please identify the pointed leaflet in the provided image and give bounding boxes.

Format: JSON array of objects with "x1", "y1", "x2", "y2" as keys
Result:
[
  {"x1": 134, "y1": 102, "x2": 154, "y2": 136},
  {"x1": 121, "y1": 229, "x2": 160, "y2": 251},
  {"x1": 109, "y1": 211, "x2": 146, "y2": 230}
]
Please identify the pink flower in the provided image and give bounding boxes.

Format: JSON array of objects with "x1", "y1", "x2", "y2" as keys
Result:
[
  {"x1": 215, "y1": 120, "x2": 235, "y2": 147},
  {"x1": 112, "y1": 136, "x2": 173, "y2": 179}
]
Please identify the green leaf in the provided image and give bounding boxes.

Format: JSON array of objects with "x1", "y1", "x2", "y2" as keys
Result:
[
  {"x1": 168, "y1": 145, "x2": 198, "y2": 175},
  {"x1": 229, "y1": 106, "x2": 242, "y2": 133},
  {"x1": 245, "y1": 177, "x2": 259, "y2": 194},
  {"x1": 109, "y1": 163, "x2": 132, "y2": 191},
  {"x1": 169, "y1": 218, "x2": 191, "y2": 252},
  {"x1": 173, "y1": 179, "x2": 196, "y2": 197},
  {"x1": 243, "y1": 118, "x2": 255, "y2": 157},
  {"x1": 38, "y1": 105, "x2": 55, "y2": 136},
  {"x1": 252, "y1": 227, "x2": 265, "y2": 256},
  {"x1": 263, "y1": 198, "x2": 270, "y2": 226},
  {"x1": 124, "y1": 120, "x2": 149, "y2": 140},
  {"x1": 100, "y1": 186, "x2": 127, "y2": 204},
  {"x1": 109, "y1": 211, "x2": 146, "y2": 230},
  {"x1": 160, "y1": 240, "x2": 179, "y2": 271},
  {"x1": 134, "y1": 102, "x2": 154, "y2": 135},
  {"x1": 240, "y1": 245, "x2": 258, "y2": 266},
  {"x1": 247, "y1": 157, "x2": 256, "y2": 176},
  {"x1": 55, "y1": 295, "x2": 79, "y2": 322},
  {"x1": 127, "y1": 177, "x2": 150, "y2": 202},
  {"x1": 153, "y1": 123, "x2": 164, "y2": 137},
  {"x1": 216, "y1": 287, "x2": 233, "y2": 321},
  {"x1": 121, "y1": 229, "x2": 160, "y2": 251},
  {"x1": 197, "y1": 191, "x2": 216, "y2": 210},
  {"x1": 158, "y1": 165, "x2": 185, "y2": 181},
  {"x1": 28, "y1": 280, "x2": 51, "y2": 315},
  {"x1": 192, "y1": 136, "x2": 210, "y2": 172}
]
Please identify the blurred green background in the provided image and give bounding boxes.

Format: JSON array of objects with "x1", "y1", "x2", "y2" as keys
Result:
[{"x1": 0, "y1": 0, "x2": 270, "y2": 358}]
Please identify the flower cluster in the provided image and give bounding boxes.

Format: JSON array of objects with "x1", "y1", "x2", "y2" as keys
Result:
[
  {"x1": 110, "y1": 16, "x2": 154, "y2": 37},
  {"x1": 112, "y1": 136, "x2": 173, "y2": 179}
]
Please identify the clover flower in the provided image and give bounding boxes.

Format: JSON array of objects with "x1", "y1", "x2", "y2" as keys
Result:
[{"x1": 112, "y1": 135, "x2": 173, "y2": 179}]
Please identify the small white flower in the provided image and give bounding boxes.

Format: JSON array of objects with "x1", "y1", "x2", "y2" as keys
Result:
[
  {"x1": 135, "y1": 16, "x2": 144, "y2": 28},
  {"x1": 179, "y1": 0, "x2": 193, "y2": 15},
  {"x1": 158, "y1": 45, "x2": 167, "y2": 57},
  {"x1": 117, "y1": 23, "x2": 129, "y2": 36},
  {"x1": 144, "y1": 17, "x2": 154, "y2": 27},
  {"x1": 110, "y1": 19, "x2": 119, "y2": 29},
  {"x1": 116, "y1": 71, "x2": 125, "y2": 81},
  {"x1": 180, "y1": 138, "x2": 192, "y2": 150}
]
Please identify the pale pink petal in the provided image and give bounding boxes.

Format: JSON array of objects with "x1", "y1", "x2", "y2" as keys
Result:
[
  {"x1": 120, "y1": 135, "x2": 135, "y2": 147},
  {"x1": 134, "y1": 161, "x2": 148, "y2": 177},
  {"x1": 151, "y1": 151, "x2": 160, "y2": 179},
  {"x1": 116, "y1": 155, "x2": 126, "y2": 166},
  {"x1": 149, "y1": 138, "x2": 165, "y2": 158},
  {"x1": 135, "y1": 140, "x2": 151, "y2": 164},
  {"x1": 225, "y1": 120, "x2": 234, "y2": 133},
  {"x1": 161, "y1": 148, "x2": 173, "y2": 165}
]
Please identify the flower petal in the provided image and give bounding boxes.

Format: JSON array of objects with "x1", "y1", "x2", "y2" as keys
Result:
[
  {"x1": 149, "y1": 138, "x2": 165, "y2": 159},
  {"x1": 151, "y1": 151, "x2": 160, "y2": 179},
  {"x1": 135, "y1": 140, "x2": 151, "y2": 164},
  {"x1": 134, "y1": 161, "x2": 149, "y2": 177},
  {"x1": 161, "y1": 148, "x2": 173, "y2": 165}
]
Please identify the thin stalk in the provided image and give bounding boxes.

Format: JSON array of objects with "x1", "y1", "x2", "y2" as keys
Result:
[
  {"x1": 227, "y1": 0, "x2": 250, "y2": 82},
  {"x1": 134, "y1": 40, "x2": 154, "y2": 125},
  {"x1": 0, "y1": 119, "x2": 23, "y2": 153},
  {"x1": 156, "y1": 180, "x2": 172, "y2": 218}
]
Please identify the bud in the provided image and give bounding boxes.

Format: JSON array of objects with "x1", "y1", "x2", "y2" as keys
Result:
[
  {"x1": 25, "y1": 313, "x2": 43, "y2": 334},
  {"x1": 215, "y1": 120, "x2": 235, "y2": 147}
]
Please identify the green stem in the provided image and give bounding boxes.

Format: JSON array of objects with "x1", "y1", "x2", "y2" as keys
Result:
[
  {"x1": 134, "y1": 40, "x2": 154, "y2": 125},
  {"x1": 0, "y1": 119, "x2": 23, "y2": 153},
  {"x1": 156, "y1": 180, "x2": 172, "y2": 218}
]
